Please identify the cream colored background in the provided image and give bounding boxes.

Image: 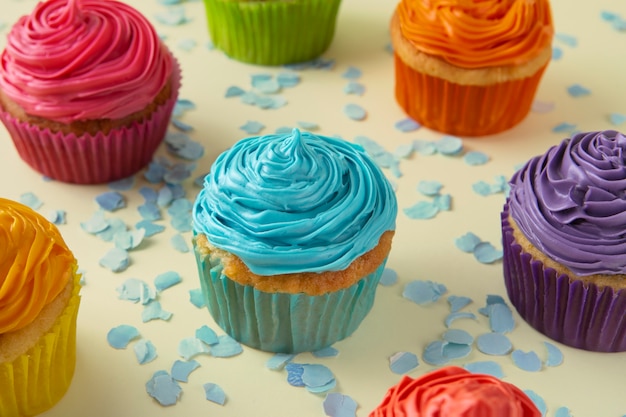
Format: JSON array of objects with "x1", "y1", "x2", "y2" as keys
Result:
[{"x1": 1, "y1": 0, "x2": 625, "y2": 415}]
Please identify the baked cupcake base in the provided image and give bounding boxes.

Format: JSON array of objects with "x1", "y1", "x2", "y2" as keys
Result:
[
  {"x1": 194, "y1": 247, "x2": 387, "y2": 353},
  {"x1": 502, "y1": 203, "x2": 626, "y2": 352}
]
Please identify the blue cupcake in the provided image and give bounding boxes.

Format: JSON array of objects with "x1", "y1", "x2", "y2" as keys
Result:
[{"x1": 192, "y1": 129, "x2": 397, "y2": 353}]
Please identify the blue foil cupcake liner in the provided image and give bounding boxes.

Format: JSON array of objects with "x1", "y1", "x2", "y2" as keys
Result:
[
  {"x1": 194, "y1": 247, "x2": 386, "y2": 353},
  {"x1": 502, "y1": 202, "x2": 626, "y2": 352}
]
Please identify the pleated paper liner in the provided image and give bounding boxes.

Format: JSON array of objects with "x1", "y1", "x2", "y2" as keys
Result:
[
  {"x1": 394, "y1": 54, "x2": 547, "y2": 137},
  {"x1": 502, "y1": 203, "x2": 626, "y2": 352},
  {"x1": 0, "y1": 59, "x2": 181, "y2": 185},
  {"x1": 203, "y1": 0, "x2": 342, "y2": 66},
  {"x1": 194, "y1": 247, "x2": 386, "y2": 353},
  {"x1": 0, "y1": 272, "x2": 81, "y2": 417}
]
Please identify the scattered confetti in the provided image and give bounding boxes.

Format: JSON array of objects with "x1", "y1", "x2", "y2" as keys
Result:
[
  {"x1": 146, "y1": 370, "x2": 182, "y2": 407},
  {"x1": 154, "y1": 6, "x2": 188, "y2": 26},
  {"x1": 394, "y1": 118, "x2": 421, "y2": 132},
  {"x1": 204, "y1": 383, "x2": 226, "y2": 405},
  {"x1": 313, "y1": 346, "x2": 339, "y2": 358},
  {"x1": 114, "y1": 229, "x2": 146, "y2": 251},
  {"x1": 46, "y1": 209, "x2": 67, "y2": 225},
  {"x1": 189, "y1": 288, "x2": 206, "y2": 308},
  {"x1": 225, "y1": 85, "x2": 245, "y2": 98},
  {"x1": 142, "y1": 301, "x2": 173, "y2": 322},
  {"x1": 154, "y1": 271, "x2": 182, "y2": 292},
  {"x1": 344, "y1": 82, "x2": 366, "y2": 96},
  {"x1": 171, "y1": 360, "x2": 201, "y2": 383},
  {"x1": 447, "y1": 295, "x2": 472, "y2": 313},
  {"x1": 463, "y1": 151, "x2": 489, "y2": 166},
  {"x1": 134, "y1": 339, "x2": 158, "y2": 364},
  {"x1": 455, "y1": 233, "x2": 482, "y2": 253},
  {"x1": 403, "y1": 201, "x2": 440, "y2": 220},
  {"x1": 475, "y1": 333, "x2": 513, "y2": 356},
  {"x1": 286, "y1": 363, "x2": 305, "y2": 387},
  {"x1": 171, "y1": 234, "x2": 190, "y2": 253},
  {"x1": 379, "y1": 268, "x2": 398, "y2": 286},
  {"x1": 297, "y1": 121, "x2": 319, "y2": 131},
  {"x1": 165, "y1": 132, "x2": 204, "y2": 160},
  {"x1": 302, "y1": 364, "x2": 336, "y2": 393},
  {"x1": 344, "y1": 104, "x2": 367, "y2": 121},
  {"x1": 403, "y1": 280, "x2": 447, "y2": 305},
  {"x1": 512, "y1": 349, "x2": 542, "y2": 372},
  {"x1": 552, "y1": 46, "x2": 563, "y2": 60},
  {"x1": 277, "y1": 72, "x2": 301, "y2": 88},
  {"x1": 609, "y1": 113, "x2": 626, "y2": 126},
  {"x1": 524, "y1": 390, "x2": 547, "y2": 416},
  {"x1": 417, "y1": 180, "x2": 443, "y2": 196},
  {"x1": 422, "y1": 341, "x2": 448, "y2": 365},
  {"x1": 99, "y1": 248, "x2": 130, "y2": 272},
  {"x1": 435, "y1": 136, "x2": 463, "y2": 156},
  {"x1": 323, "y1": 393, "x2": 358, "y2": 417},
  {"x1": 445, "y1": 312, "x2": 477, "y2": 328},
  {"x1": 117, "y1": 278, "x2": 156, "y2": 304},
  {"x1": 555, "y1": 407, "x2": 572, "y2": 417},
  {"x1": 95, "y1": 191, "x2": 126, "y2": 212},
  {"x1": 442, "y1": 329, "x2": 474, "y2": 345},
  {"x1": 487, "y1": 303, "x2": 515, "y2": 333},
  {"x1": 389, "y1": 351, "x2": 419, "y2": 374},
  {"x1": 473, "y1": 242, "x2": 503, "y2": 264},
  {"x1": 567, "y1": 84, "x2": 591, "y2": 97},
  {"x1": 108, "y1": 176, "x2": 135, "y2": 190},
  {"x1": 544, "y1": 341, "x2": 564, "y2": 367},
  {"x1": 342, "y1": 66, "x2": 362, "y2": 79},
  {"x1": 107, "y1": 325, "x2": 140, "y2": 349},
  {"x1": 19, "y1": 192, "x2": 43, "y2": 210},
  {"x1": 554, "y1": 33, "x2": 578, "y2": 47},
  {"x1": 177, "y1": 38, "x2": 196, "y2": 51},
  {"x1": 210, "y1": 335, "x2": 243, "y2": 358},
  {"x1": 552, "y1": 122, "x2": 577, "y2": 133},
  {"x1": 240, "y1": 120, "x2": 265, "y2": 134},
  {"x1": 196, "y1": 325, "x2": 219, "y2": 346},
  {"x1": 178, "y1": 337, "x2": 210, "y2": 360},
  {"x1": 266, "y1": 353, "x2": 296, "y2": 370},
  {"x1": 463, "y1": 361, "x2": 504, "y2": 378}
]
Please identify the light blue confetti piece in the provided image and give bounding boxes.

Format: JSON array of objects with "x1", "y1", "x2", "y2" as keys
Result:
[
  {"x1": 154, "y1": 271, "x2": 182, "y2": 292},
  {"x1": 19, "y1": 192, "x2": 43, "y2": 210},
  {"x1": 146, "y1": 371, "x2": 182, "y2": 407},
  {"x1": 524, "y1": 390, "x2": 547, "y2": 416},
  {"x1": 323, "y1": 393, "x2": 358, "y2": 417},
  {"x1": 276, "y1": 72, "x2": 301, "y2": 88},
  {"x1": 552, "y1": 46, "x2": 563, "y2": 60},
  {"x1": 297, "y1": 121, "x2": 319, "y2": 131},
  {"x1": 108, "y1": 176, "x2": 135, "y2": 191},
  {"x1": 285, "y1": 363, "x2": 305, "y2": 387},
  {"x1": 157, "y1": 186, "x2": 173, "y2": 208},
  {"x1": 210, "y1": 335, "x2": 243, "y2": 358},
  {"x1": 554, "y1": 407, "x2": 572, "y2": 417},
  {"x1": 114, "y1": 229, "x2": 146, "y2": 251},
  {"x1": 473, "y1": 242, "x2": 503, "y2": 264},
  {"x1": 379, "y1": 268, "x2": 398, "y2": 286},
  {"x1": 107, "y1": 325, "x2": 140, "y2": 349},
  {"x1": 241, "y1": 91, "x2": 258, "y2": 105},
  {"x1": 413, "y1": 140, "x2": 437, "y2": 155},
  {"x1": 240, "y1": 120, "x2": 265, "y2": 134},
  {"x1": 80, "y1": 210, "x2": 109, "y2": 234},
  {"x1": 404, "y1": 201, "x2": 439, "y2": 220},
  {"x1": 165, "y1": 132, "x2": 204, "y2": 160},
  {"x1": 455, "y1": 232, "x2": 482, "y2": 253},
  {"x1": 436, "y1": 136, "x2": 463, "y2": 156},
  {"x1": 171, "y1": 234, "x2": 190, "y2": 253},
  {"x1": 442, "y1": 329, "x2": 474, "y2": 345},
  {"x1": 302, "y1": 364, "x2": 335, "y2": 389},
  {"x1": 344, "y1": 81, "x2": 366, "y2": 96},
  {"x1": 342, "y1": 66, "x2": 362, "y2": 79},
  {"x1": 99, "y1": 248, "x2": 130, "y2": 273},
  {"x1": 354, "y1": 135, "x2": 388, "y2": 156},
  {"x1": 447, "y1": 295, "x2": 472, "y2": 313},
  {"x1": 267, "y1": 95, "x2": 288, "y2": 109},
  {"x1": 544, "y1": 341, "x2": 564, "y2": 367},
  {"x1": 476, "y1": 333, "x2": 512, "y2": 356},
  {"x1": 444, "y1": 312, "x2": 477, "y2": 328},
  {"x1": 313, "y1": 346, "x2": 339, "y2": 358},
  {"x1": 178, "y1": 337, "x2": 210, "y2": 360},
  {"x1": 394, "y1": 143, "x2": 414, "y2": 159},
  {"x1": 194, "y1": 172, "x2": 208, "y2": 187},
  {"x1": 486, "y1": 294, "x2": 507, "y2": 306},
  {"x1": 308, "y1": 378, "x2": 338, "y2": 394},
  {"x1": 170, "y1": 213, "x2": 192, "y2": 233},
  {"x1": 489, "y1": 303, "x2": 515, "y2": 333},
  {"x1": 225, "y1": 85, "x2": 245, "y2": 98},
  {"x1": 463, "y1": 151, "x2": 489, "y2": 166},
  {"x1": 609, "y1": 113, "x2": 626, "y2": 126},
  {"x1": 472, "y1": 181, "x2": 493, "y2": 196},
  {"x1": 266, "y1": 353, "x2": 295, "y2": 370},
  {"x1": 403, "y1": 280, "x2": 447, "y2": 305},
  {"x1": 512, "y1": 349, "x2": 542, "y2": 372},
  {"x1": 164, "y1": 162, "x2": 195, "y2": 184},
  {"x1": 255, "y1": 79, "x2": 281, "y2": 94},
  {"x1": 154, "y1": 6, "x2": 188, "y2": 25},
  {"x1": 136, "y1": 220, "x2": 165, "y2": 237},
  {"x1": 422, "y1": 340, "x2": 449, "y2": 366},
  {"x1": 95, "y1": 191, "x2": 126, "y2": 212},
  {"x1": 275, "y1": 126, "x2": 294, "y2": 134},
  {"x1": 417, "y1": 180, "x2": 443, "y2": 196},
  {"x1": 46, "y1": 209, "x2": 67, "y2": 225},
  {"x1": 442, "y1": 342, "x2": 472, "y2": 360},
  {"x1": 250, "y1": 73, "x2": 272, "y2": 85},
  {"x1": 171, "y1": 359, "x2": 200, "y2": 382},
  {"x1": 204, "y1": 383, "x2": 226, "y2": 405},
  {"x1": 172, "y1": 118, "x2": 194, "y2": 132},
  {"x1": 139, "y1": 186, "x2": 158, "y2": 203},
  {"x1": 389, "y1": 351, "x2": 419, "y2": 374},
  {"x1": 255, "y1": 95, "x2": 275, "y2": 109},
  {"x1": 434, "y1": 194, "x2": 452, "y2": 211},
  {"x1": 395, "y1": 118, "x2": 421, "y2": 132},
  {"x1": 95, "y1": 218, "x2": 127, "y2": 242},
  {"x1": 189, "y1": 288, "x2": 206, "y2": 308},
  {"x1": 142, "y1": 301, "x2": 173, "y2": 323},
  {"x1": 174, "y1": 98, "x2": 196, "y2": 114},
  {"x1": 344, "y1": 103, "x2": 367, "y2": 121},
  {"x1": 531, "y1": 100, "x2": 555, "y2": 113},
  {"x1": 567, "y1": 84, "x2": 591, "y2": 97},
  {"x1": 134, "y1": 339, "x2": 158, "y2": 364},
  {"x1": 555, "y1": 33, "x2": 577, "y2": 47},
  {"x1": 117, "y1": 278, "x2": 156, "y2": 304},
  {"x1": 168, "y1": 197, "x2": 192, "y2": 214},
  {"x1": 196, "y1": 325, "x2": 219, "y2": 346},
  {"x1": 463, "y1": 361, "x2": 504, "y2": 378},
  {"x1": 144, "y1": 160, "x2": 166, "y2": 183}
]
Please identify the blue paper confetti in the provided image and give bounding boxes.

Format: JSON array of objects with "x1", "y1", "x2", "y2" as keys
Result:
[
  {"x1": 114, "y1": 229, "x2": 146, "y2": 251},
  {"x1": 154, "y1": 271, "x2": 182, "y2": 292},
  {"x1": 210, "y1": 335, "x2": 243, "y2": 358},
  {"x1": 165, "y1": 132, "x2": 204, "y2": 160},
  {"x1": 19, "y1": 192, "x2": 43, "y2": 210},
  {"x1": 488, "y1": 303, "x2": 515, "y2": 333},
  {"x1": 552, "y1": 122, "x2": 577, "y2": 133},
  {"x1": 99, "y1": 248, "x2": 130, "y2": 272},
  {"x1": 171, "y1": 234, "x2": 190, "y2": 253},
  {"x1": 189, "y1": 289, "x2": 206, "y2": 308},
  {"x1": 444, "y1": 312, "x2": 477, "y2": 328},
  {"x1": 344, "y1": 104, "x2": 367, "y2": 121},
  {"x1": 302, "y1": 364, "x2": 336, "y2": 393},
  {"x1": 455, "y1": 233, "x2": 482, "y2": 253},
  {"x1": 512, "y1": 349, "x2": 542, "y2": 372},
  {"x1": 403, "y1": 201, "x2": 440, "y2": 220},
  {"x1": 463, "y1": 151, "x2": 489, "y2": 166},
  {"x1": 379, "y1": 268, "x2": 398, "y2": 286},
  {"x1": 342, "y1": 66, "x2": 362, "y2": 79},
  {"x1": 138, "y1": 203, "x2": 161, "y2": 221},
  {"x1": 524, "y1": 390, "x2": 547, "y2": 416},
  {"x1": 95, "y1": 191, "x2": 126, "y2": 212},
  {"x1": 117, "y1": 278, "x2": 156, "y2": 304},
  {"x1": 475, "y1": 333, "x2": 513, "y2": 356},
  {"x1": 473, "y1": 242, "x2": 503, "y2": 264},
  {"x1": 177, "y1": 38, "x2": 196, "y2": 51},
  {"x1": 422, "y1": 341, "x2": 448, "y2": 365},
  {"x1": 178, "y1": 337, "x2": 210, "y2": 360},
  {"x1": 344, "y1": 82, "x2": 366, "y2": 96},
  {"x1": 46, "y1": 210, "x2": 67, "y2": 225},
  {"x1": 108, "y1": 176, "x2": 135, "y2": 191},
  {"x1": 552, "y1": 46, "x2": 563, "y2": 60},
  {"x1": 609, "y1": 113, "x2": 626, "y2": 126},
  {"x1": 286, "y1": 363, "x2": 305, "y2": 387},
  {"x1": 240, "y1": 120, "x2": 265, "y2": 134},
  {"x1": 225, "y1": 86, "x2": 245, "y2": 98},
  {"x1": 389, "y1": 352, "x2": 419, "y2": 374},
  {"x1": 417, "y1": 180, "x2": 443, "y2": 196},
  {"x1": 134, "y1": 339, "x2": 158, "y2": 364},
  {"x1": 146, "y1": 370, "x2": 182, "y2": 407},
  {"x1": 171, "y1": 359, "x2": 200, "y2": 382},
  {"x1": 277, "y1": 72, "x2": 301, "y2": 88},
  {"x1": 554, "y1": 33, "x2": 578, "y2": 47},
  {"x1": 463, "y1": 361, "x2": 504, "y2": 378},
  {"x1": 544, "y1": 341, "x2": 564, "y2": 367},
  {"x1": 394, "y1": 118, "x2": 421, "y2": 132},
  {"x1": 403, "y1": 280, "x2": 447, "y2": 305},
  {"x1": 413, "y1": 140, "x2": 437, "y2": 155},
  {"x1": 435, "y1": 136, "x2": 463, "y2": 156},
  {"x1": 266, "y1": 353, "x2": 295, "y2": 370},
  {"x1": 142, "y1": 301, "x2": 173, "y2": 322},
  {"x1": 107, "y1": 325, "x2": 140, "y2": 349},
  {"x1": 555, "y1": 407, "x2": 572, "y2": 417},
  {"x1": 313, "y1": 346, "x2": 339, "y2": 358},
  {"x1": 196, "y1": 325, "x2": 219, "y2": 346},
  {"x1": 204, "y1": 383, "x2": 226, "y2": 405},
  {"x1": 447, "y1": 295, "x2": 472, "y2": 313},
  {"x1": 442, "y1": 329, "x2": 474, "y2": 345},
  {"x1": 567, "y1": 84, "x2": 591, "y2": 97},
  {"x1": 323, "y1": 393, "x2": 358, "y2": 417},
  {"x1": 297, "y1": 121, "x2": 319, "y2": 131}
]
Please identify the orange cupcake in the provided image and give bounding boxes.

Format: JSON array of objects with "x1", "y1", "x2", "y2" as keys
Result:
[{"x1": 390, "y1": 0, "x2": 553, "y2": 137}]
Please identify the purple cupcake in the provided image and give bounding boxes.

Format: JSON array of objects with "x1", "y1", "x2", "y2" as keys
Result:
[{"x1": 502, "y1": 130, "x2": 626, "y2": 352}]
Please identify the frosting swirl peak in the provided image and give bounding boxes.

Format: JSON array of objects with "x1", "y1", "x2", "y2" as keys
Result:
[
  {"x1": 0, "y1": 198, "x2": 76, "y2": 334},
  {"x1": 0, "y1": 0, "x2": 172, "y2": 123},
  {"x1": 193, "y1": 129, "x2": 398, "y2": 275},
  {"x1": 509, "y1": 130, "x2": 626, "y2": 276},
  {"x1": 397, "y1": 0, "x2": 553, "y2": 68}
]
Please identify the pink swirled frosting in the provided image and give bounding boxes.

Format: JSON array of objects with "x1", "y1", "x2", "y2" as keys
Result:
[
  {"x1": 0, "y1": 0, "x2": 173, "y2": 123},
  {"x1": 509, "y1": 130, "x2": 626, "y2": 276},
  {"x1": 369, "y1": 367, "x2": 540, "y2": 417}
]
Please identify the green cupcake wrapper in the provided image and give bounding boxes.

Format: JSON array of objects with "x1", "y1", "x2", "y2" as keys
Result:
[
  {"x1": 194, "y1": 247, "x2": 386, "y2": 353},
  {"x1": 203, "y1": 0, "x2": 342, "y2": 66}
]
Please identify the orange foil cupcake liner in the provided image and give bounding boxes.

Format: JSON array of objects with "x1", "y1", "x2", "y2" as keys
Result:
[
  {"x1": 0, "y1": 272, "x2": 81, "y2": 417},
  {"x1": 394, "y1": 54, "x2": 547, "y2": 137}
]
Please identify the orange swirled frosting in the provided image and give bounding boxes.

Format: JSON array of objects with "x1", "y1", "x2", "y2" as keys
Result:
[
  {"x1": 397, "y1": 0, "x2": 553, "y2": 68},
  {"x1": 0, "y1": 199, "x2": 76, "y2": 334}
]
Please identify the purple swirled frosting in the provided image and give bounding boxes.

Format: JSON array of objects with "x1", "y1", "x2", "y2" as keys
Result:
[{"x1": 508, "y1": 130, "x2": 626, "y2": 276}]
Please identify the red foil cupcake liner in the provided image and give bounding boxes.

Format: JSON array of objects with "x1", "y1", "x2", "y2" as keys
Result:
[
  {"x1": 1, "y1": 60, "x2": 181, "y2": 185},
  {"x1": 502, "y1": 203, "x2": 626, "y2": 352},
  {"x1": 394, "y1": 54, "x2": 547, "y2": 137}
]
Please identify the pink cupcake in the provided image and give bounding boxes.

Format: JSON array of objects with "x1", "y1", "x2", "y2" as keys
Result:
[{"x1": 0, "y1": 0, "x2": 180, "y2": 184}]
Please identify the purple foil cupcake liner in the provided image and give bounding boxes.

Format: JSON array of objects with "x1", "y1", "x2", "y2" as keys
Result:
[{"x1": 502, "y1": 202, "x2": 626, "y2": 352}]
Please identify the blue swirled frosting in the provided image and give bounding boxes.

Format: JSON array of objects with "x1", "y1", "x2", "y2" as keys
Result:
[{"x1": 193, "y1": 129, "x2": 397, "y2": 275}]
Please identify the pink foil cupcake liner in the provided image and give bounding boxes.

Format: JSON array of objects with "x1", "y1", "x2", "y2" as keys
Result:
[
  {"x1": 1, "y1": 60, "x2": 181, "y2": 185},
  {"x1": 502, "y1": 203, "x2": 626, "y2": 352}
]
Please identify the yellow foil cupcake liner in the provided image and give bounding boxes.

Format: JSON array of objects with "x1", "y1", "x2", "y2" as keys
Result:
[{"x1": 0, "y1": 273, "x2": 81, "y2": 417}]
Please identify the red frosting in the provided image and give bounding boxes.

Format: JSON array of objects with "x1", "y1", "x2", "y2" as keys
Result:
[{"x1": 370, "y1": 367, "x2": 540, "y2": 417}]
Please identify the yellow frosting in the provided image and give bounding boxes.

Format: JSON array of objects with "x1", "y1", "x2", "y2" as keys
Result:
[
  {"x1": 397, "y1": 0, "x2": 553, "y2": 68},
  {"x1": 0, "y1": 198, "x2": 75, "y2": 334}
]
